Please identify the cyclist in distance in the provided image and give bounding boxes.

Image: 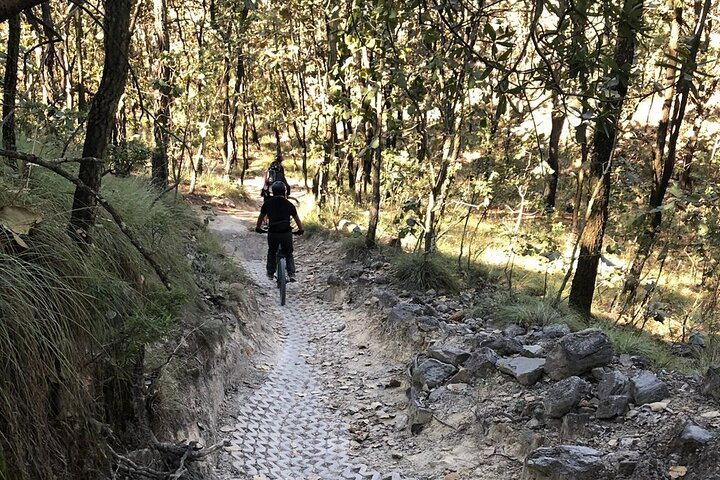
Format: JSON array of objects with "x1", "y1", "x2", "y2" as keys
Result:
[
  {"x1": 255, "y1": 181, "x2": 304, "y2": 282},
  {"x1": 260, "y1": 153, "x2": 291, "y2": 200}
]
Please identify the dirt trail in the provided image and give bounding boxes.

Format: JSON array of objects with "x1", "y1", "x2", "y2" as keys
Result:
[{"x1": 204, "y1": 196, "x2": 423, "y2": 480}]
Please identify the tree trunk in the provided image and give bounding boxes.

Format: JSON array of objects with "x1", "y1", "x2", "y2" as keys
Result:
[
  {"x1": 75, "y1": 4, "x2": 87, "y2": 111},
  {"x1": 568, "y1": 0, "x2": 643, "y2": 315},
  {"x1": 69, "y1": 0, "x2": 134, "y2": 244},
  {"x1": 151, "y1": 0, "x2": 170, "y2": 188},
  {"x1": 544, "y1": 92, "x2": 565, "y2": 213},
  {"x1": 0, "y1": 0, "x2": 45, "y2": 23},
  {"x1": 366, "y1": 90, "x2": 383, "y2": 248},
  {"x1": 624, "y1": 0, "x2": 710, "y2": 295},
  {"x1": 2, "y1": 13, "x2": 20, "y2": 169}
]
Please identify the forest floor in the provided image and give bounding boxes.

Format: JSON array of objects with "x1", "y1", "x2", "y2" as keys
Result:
[
  {"x1": 192, "y1": 180, "x2": 720, "y2": 480},
  {"x1": 196, "y1": 182, "x2": 490, "y2": 480}
]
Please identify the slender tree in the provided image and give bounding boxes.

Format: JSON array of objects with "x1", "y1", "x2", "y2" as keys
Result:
[
  {"x1": 2, "y1": 13, "x2": 20, "y2": 169},
  {"x1": 569, "y1": 0, "x2": 644, "y2": 315},
  {"x1": 624, "y1": 0, "x2": 712, "y2": 296},
  {"x1": 69, "y1": 0, "x2": 135, "y2": 244},
  {"x1": 151, "y1": 0, "x2": 171, "y2": 188}
]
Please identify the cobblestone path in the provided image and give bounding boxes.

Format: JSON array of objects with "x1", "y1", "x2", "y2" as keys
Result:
[{"x1": 218, "y1": 258, "x2": 416, "y2": 480}]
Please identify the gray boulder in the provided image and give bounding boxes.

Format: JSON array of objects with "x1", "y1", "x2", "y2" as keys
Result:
[
  {"x1": 543, "y1": 323, "x2": 571, "y2": 338},
  {"x1": 630, "y1": 370, "x2": 670, "y2": 406},
  {"x1": 371, "y1": 287, "x2": 399, "y2": 308},
  {"x1": 417, "y1": 316, "x2": 441, "y2": 332},
  {"x1": 504, "y1": 324, "x2": 527, "y2": 337},
  {"x1": 497, "y1": 357, "x2": 546, "y2": 386},
  {"x1": 543, "y1": 376, "x2": 591, "y2": 418},
  {"x1": 523, "y1": 345, "x2": 545, "y2": 358},
  {"x1": 560, "y1": 413, "x2": 591, "y2": 440},
  {"x1": 545, "y1": 329, "x2": 614, "y2": 380},
  {"x1": 524, "y1": 445, "x2": 606, "y2": 479},
  {"x1": 481, "y1": 335, "x2": 525, "y2": 356},
  {"x1": 596, "y1": 370, "x2": 629, "y2": 399},
  {"x1": 412, "y1": 358, "x2": 457, "y2": 388},
  {"x1": 673, "y1": 423, "x2": 713, "y2": 454},
  {"x1": 461, "y1": 348, "x2": 499, "y2": 378},
  {"x1": 388, "y1": 303, "x2": 423, "y2": 326},
  {"x1": 596, "y1": 395, "x2": 630, "y2": 419},
  {"x1": 427, "y1": 346, "x2": 471, "y2": 367},
  {"x1": 701, "y1": 365, "x2": 720, "y2": 401}
]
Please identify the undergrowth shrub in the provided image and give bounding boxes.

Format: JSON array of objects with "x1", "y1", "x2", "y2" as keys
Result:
[
  {"x1": 0, "y1": 169, "x2": 243, "y2": 479},
  {"x1": 491, "y1": 294, "x2": 586, "y2": 330},
  {"x1": 340, "y1": 235, "x2": 373, "y2": 260},
  {"x1": 392, "y1": 253, "x2": 460, "y2": 292}
]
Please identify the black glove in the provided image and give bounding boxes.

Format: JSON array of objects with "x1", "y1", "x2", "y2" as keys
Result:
[
  {"x1": 296, "y1": 229, "x2": 304, "y2": 236},
  {"x1": 255, "y1": 227, "x2": 263, "y2": 233}
]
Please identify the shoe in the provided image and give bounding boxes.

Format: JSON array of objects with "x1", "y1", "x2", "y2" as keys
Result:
[
  {"x1": 288, "y1": 276, "x2": 297, "y2": 283},
  {"x1": 266, "y1": 272, "x2": 274, "y2": 280}
]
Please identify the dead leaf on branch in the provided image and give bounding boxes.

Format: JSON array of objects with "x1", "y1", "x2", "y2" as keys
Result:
[
  {"x1": 0, "y1": 206, "x2": 43, "y2": 235},
  {"x1": 0, "y1": 206, "x2": 43, "y2": 248}
]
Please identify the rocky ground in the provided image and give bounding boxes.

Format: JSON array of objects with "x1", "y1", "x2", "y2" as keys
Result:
[{"x1": 200, "y1": 188, "x2": 720, "y2": 480}]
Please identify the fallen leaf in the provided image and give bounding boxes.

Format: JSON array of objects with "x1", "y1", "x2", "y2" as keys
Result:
[{"x1": 0, "y1": 206, "x2": 42, "y2": 235}]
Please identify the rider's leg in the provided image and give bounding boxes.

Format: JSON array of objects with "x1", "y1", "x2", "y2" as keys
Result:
[
  {"x1": 279, "y1": 233, "x2": 295, "y2": 276},
  {"x1": 267, "y1": 234, "x2": 280, "y2": 277}
]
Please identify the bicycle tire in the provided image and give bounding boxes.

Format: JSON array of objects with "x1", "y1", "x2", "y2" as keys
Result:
[{"x1": 278, "y1": 258, "x2": 287, "y2": 306}]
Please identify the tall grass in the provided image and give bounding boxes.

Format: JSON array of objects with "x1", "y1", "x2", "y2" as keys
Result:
[
  {"x1": 392, "y1": 252, "x2": 461, "y2": 292},
  {"x1": 0, "y1": 169, "x2": 238, "y2": 478}
]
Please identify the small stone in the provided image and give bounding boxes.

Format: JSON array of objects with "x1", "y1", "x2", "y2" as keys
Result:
[
  {"x1": 427, "y1": 346, "x2": 471, "y2": 367},
  {"x1": 700, "y1": 411, "x2": 720, "y2": 419},
  {"x1": 648, "y1": 401, "x2": 669, "y2": 412},
  {"x1": 412, "y1": 358, "x2": 457, "y2": 388}
]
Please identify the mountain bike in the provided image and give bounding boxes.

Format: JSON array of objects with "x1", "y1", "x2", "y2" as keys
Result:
[{"x1": 259, "y1": 230, "x2": 301, "y2": 306}]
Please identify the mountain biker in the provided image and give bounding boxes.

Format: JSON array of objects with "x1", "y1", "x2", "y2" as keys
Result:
[
  {"x1": 260, "y1": 153, "x2": 291, "y2": 200},
  {"x1": 255, "y1": 181, "x2": 303, "y2": 282}
]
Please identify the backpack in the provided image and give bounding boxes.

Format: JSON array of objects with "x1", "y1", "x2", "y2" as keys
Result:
[{"x1": 266, "y1": 161, "x2": 281, "y2": 185}]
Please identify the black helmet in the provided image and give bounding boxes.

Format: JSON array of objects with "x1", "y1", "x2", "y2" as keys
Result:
[{"x1": 271, "y1": 181, "x2": 286, "y2": 196}]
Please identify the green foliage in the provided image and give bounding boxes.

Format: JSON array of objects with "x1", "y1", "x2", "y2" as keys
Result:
[
  {"x1": 107, "y1": 139, "x2": 153, "y2": 176},
  {"x1": 392, "y1": 253, "x2": 461, "y2": 292},
  {"x1": 0, "y1": 170, "x2": 237, "y2": 478},
  {"x1": 600, "y1": 324, "x2": 676, "y2": 369},
  {"x1": 340, "y1": 235, "x2": 372, "y2": 260}
]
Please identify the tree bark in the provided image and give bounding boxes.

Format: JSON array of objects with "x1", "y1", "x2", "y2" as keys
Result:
[
  {"x1": 151, "y1": 0, "x2": 170, "y2": 188},
  {"x1": 568, "y1": 0, "x2": 643, "y2": 315},
  {"x1": 0, "y1": 0, "x2": 45, "y2": 23},
  {"x1": 2, "y1": 13, "x2": 20, "y2": 169},
  {"x1": 69, "y1": 0, "x2": 134, "y2": 244},
  {"x1": 544, "y1": 93, "x2": 565, "y2": 214}
]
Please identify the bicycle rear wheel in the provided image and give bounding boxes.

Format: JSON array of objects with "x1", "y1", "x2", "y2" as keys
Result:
[{"x1": 277, "y1": 258, "x2": 287, "y2": 306}]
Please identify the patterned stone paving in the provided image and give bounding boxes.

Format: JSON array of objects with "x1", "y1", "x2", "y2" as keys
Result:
[{"x1": 217, "y1": 259, "x2": 416, "y2": 480}]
